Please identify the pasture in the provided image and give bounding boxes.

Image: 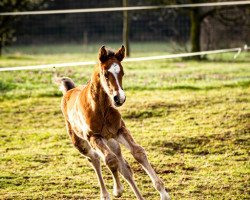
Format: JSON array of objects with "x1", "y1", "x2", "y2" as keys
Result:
[{"x1": 0, "y1": 44, "x2": 249, "y2": 199}]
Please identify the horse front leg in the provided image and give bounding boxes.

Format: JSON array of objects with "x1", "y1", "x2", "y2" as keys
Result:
[
  {"x1": 66, "y1": 122, "x2": 110, "y2": 200},
  {"x1": 117, "y1": 125, "x2": 171, "y2": 200}
]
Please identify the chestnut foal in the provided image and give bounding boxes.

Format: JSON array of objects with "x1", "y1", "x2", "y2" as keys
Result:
[{"x1": 57, "y1": 46, "x2": 170, "y2": 200}]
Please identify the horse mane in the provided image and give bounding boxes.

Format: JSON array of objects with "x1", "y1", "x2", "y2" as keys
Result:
[{"x1": 106, "y1": 49, "x2": 115, "y2": 58}]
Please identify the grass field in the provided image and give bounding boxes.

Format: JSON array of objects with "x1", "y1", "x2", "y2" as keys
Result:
[{"x1": 0, "y1": 45, "x2": 250, "y2": 199}]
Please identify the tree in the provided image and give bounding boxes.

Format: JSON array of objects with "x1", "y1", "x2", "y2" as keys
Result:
[
  {"x1": 190, "y1": 0, "x2": 249, "y2": 59},
  {"x1": 150, "y1": 0, "x2": 216, "y2": 59},
  {"x1": 0, "y1": 0, "x2": 44, "y2": 56},
  {"x1": 189, "y1": 0, "x2": 212, "y2": 59},
  {"x1": 150, "y1": 0, "x2": 248, "y2": 59}
]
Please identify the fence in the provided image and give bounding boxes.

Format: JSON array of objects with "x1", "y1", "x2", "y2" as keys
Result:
[{"x1": 1, "y1": 1, "x2": 250, "y2": 64}]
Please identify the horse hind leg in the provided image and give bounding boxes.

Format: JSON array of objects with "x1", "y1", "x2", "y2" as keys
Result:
[
  {"x1": 89, "y1": 135, "x2": 123, "y2": 198},
  {"x1": 107, "y1": 139, "x2": 145, "y2": 200},
  {"x1": 66, "y1": 123, "x2": 110, "y2": 200},
  {"x1": 106, "y1": 139, "x2": 124, "y2": 197}
]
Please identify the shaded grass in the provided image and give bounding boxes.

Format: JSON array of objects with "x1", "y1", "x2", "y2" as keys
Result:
[{"x1": 0, "y1": 49, "x2": 249, "y2": 199}]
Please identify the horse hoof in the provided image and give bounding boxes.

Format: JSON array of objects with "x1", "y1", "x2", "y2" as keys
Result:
[
  {"x1": 113, "y1": 184, "x2": 124, "y2": 197},
  {"x1": 101, "y1": 193, "x2": 110, "y2": 200}
]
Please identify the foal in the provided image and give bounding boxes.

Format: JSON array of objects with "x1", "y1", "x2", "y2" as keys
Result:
[{"x1": 57, "y1": 45, "x2": 170, "y2": 200}]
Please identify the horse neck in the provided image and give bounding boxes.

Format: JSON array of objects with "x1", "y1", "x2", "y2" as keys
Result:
[{"x1": 89, "y1": 66, "x2": 111, "y2": 113}]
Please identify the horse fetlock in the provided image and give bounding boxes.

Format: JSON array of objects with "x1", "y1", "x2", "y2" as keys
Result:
[
  {"x1": 160, "y1": 190, "x2": 171, "y2": 200},
  {"x1": 157, "y1": 182, "x2": 171, "y2": 200},
  {"x1": 154, "y1": 179, "x2": 165, "y2": 191}
]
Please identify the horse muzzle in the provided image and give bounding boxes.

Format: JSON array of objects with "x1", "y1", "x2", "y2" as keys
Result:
[{"x1": 113, "y1": 94, "x2": 126, "y2": 107}]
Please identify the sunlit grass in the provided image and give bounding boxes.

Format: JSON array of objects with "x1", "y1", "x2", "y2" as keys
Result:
[
  {"x1": 0, "y1": 47, "x2": 249, "y2": 199},
  {"x1": 1, "y1": 43, "x2": 249, "y2": 68}
]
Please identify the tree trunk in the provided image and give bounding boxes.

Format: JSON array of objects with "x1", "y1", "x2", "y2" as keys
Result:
[
  {"x1": 190, "y1": 8, "x2": 201, "y2": 60},
  {"x1": 0, "y1": 40, "x2": 2, "y2": 57},
  {"x1": 123, "y1": 0, "x2": 130, "y2": 57}
]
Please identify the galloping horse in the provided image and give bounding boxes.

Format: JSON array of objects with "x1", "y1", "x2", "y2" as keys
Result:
[{"x1": 56, "y1": 45, "x2": 170, "y2": 200}]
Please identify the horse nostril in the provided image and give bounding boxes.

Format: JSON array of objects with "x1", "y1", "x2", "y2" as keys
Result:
[{"x1": 114, "y1": 95, "x2": 119, "y2": 103}]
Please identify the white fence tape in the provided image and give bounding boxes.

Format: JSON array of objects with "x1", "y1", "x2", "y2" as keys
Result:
[
  {"x1": 0, "y1": 47, "x2": 246, "y2": 72},
  {"x1": 0, "y1": 61, "x2": 96, "y2": 72},
  {"x1": 1, "y1": 1, "x2": 250, "y2": 16}
]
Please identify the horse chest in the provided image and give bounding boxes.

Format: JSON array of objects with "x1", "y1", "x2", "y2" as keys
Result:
[
  {"x1": 101, "y1": 120, "x2": 121, "y2": 139},
  {"x1": 85, "y1": 112, "x2": 121, "y2": 139},
  {"x1": 68, "y1": 104, "x2": 121, "y2": 139},
  {"x1": 100, "y1": 108, "x2": 122, "y2": 139}
]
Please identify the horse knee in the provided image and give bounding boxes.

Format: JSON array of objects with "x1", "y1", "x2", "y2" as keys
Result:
[
  {"x1": 132, "y1": 145, "x2": 147, "y2": 163},
  {"x1": 72, "y1": 138, "x2": 89, "y2": 155},
  {"x1": 87, "y1": 150, "x2": 101, "y2": 166},
  {"x1": 105, "y1": 153, "x2": 119, "y2": 172}
]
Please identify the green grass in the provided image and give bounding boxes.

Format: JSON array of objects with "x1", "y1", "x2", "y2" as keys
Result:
[
  {"x1": 1, "y1": 42, "x2": 249, "y2": 68},
  {"x1": 0, "y1": 46, "x2": 249, "y2": 199}
]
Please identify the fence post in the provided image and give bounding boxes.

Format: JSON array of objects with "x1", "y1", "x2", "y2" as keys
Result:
[{"x1": 123, "y1": 0, "x2": 130, "y2": 57}]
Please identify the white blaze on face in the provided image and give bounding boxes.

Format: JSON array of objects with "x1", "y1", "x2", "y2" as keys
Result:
[{"x1": 108, "y1": 63, "x2": 126, "y2": 103}]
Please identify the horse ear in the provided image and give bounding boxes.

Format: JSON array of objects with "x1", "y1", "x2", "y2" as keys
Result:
[
  {"x1": 98, "y1": 46, "x2": 108, "y2": 63},
  {"x1": 115, "y1": 45, "x2": 125, "y2": 61}
]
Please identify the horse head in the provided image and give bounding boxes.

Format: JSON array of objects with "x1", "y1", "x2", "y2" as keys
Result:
[{"x1": 98, "y1": 45, "x2": 126, "y2": 107}]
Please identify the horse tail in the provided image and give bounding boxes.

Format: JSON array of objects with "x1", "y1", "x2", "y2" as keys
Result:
[{"x1": 54, "y1": 76, "x2": 75, "y2": 94}]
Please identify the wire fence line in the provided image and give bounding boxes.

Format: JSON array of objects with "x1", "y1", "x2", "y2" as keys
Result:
[
  {"x1": 1, "y1": 1, "x2": 250, "y2": 16},
  {"x1": 1, "y1": 1, "x2": 249, "y2": 61},
  {"x1": 1, "y1": 1, "x2": 249, "y2": 50},
  {"x1": 1, "y1": 47, "x2": 248, "y2": 72}
]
